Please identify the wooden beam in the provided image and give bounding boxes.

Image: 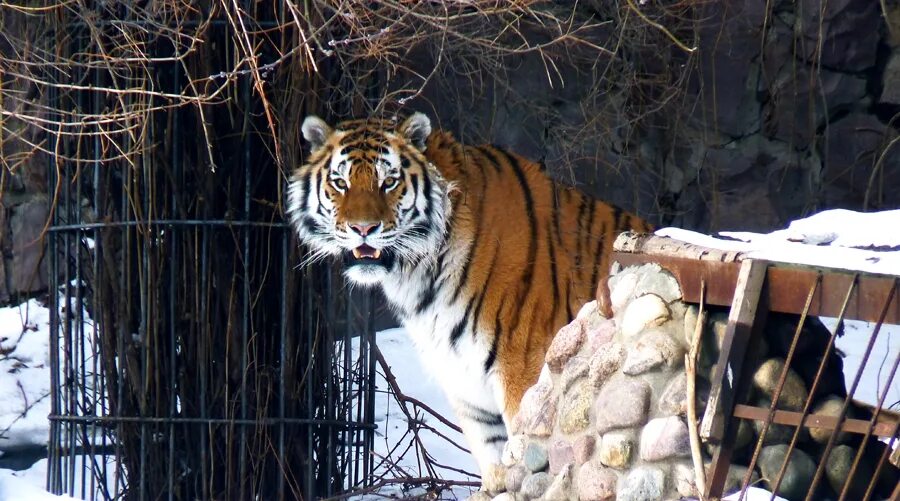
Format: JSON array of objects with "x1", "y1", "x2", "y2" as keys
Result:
[{"x1": 612, "y1": 252, "x2": 900, "y2": 325}]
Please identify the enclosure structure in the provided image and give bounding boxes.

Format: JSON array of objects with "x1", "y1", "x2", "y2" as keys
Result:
[
  {"x1": 613, "y1": 234, "x2": 900, "y2": 500},
  {"x1": 42, "y1": 13, "x2": 378, "y2": 501}
]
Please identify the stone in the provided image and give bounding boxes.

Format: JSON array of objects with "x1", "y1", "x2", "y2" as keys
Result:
[
  {"x1": 622, "y1": 328, "x2": 684, "y2": 376},
  {"x1": 616, "y1": 465, "x2": 665, "y2": 501},
  {"x1": 542, "y1": 463, "x2": 573, "y2": 501},
  {"x1": 826, "y1": 444, "x2": 872, "y2": 499},
  {"x1": 560, "y1": 356, "x2": 589, "y2": 393},
  {"x1": 548, "y1": 439, "x2": 574, "y2": 475},
  {"x1": 658, "y1": 373, "x2": 688, "y2": 415},
  {"x1": 598, "y1": 432, "x2": 634, "y2": 469},
  {"x1": 491, "y1": 494, "x2": 517, "y2": 501},
  {"x1": 588, "y1": 341, "x2": 625, "y2": 388},
  {"x1": 502, "y1": 435, "x2": 527, "y2": 466},
  {"x1": 752, "y1": 358, "x2": 809, "y2": 411},
  {"x1": 608, "y1": 264, "x2": 681, "y2": 309},
  {"x1": 576, "y1": 461, "x2": 617, "y2": 501},
  {"x1": 673, "y1": 461, "x2": 698, "y2": 497},
  {"x1": 516, "y1": 380, "x2": 556, "y2": 437},
  {"x1": 697, "y1": 461, "x2": 759, "y2": 496},
  {"x1": 594, "y1": 377, "x2": 650, "y2": 433},
  {"x1": 10, "y1": 198, "x2": 50, "y2": 295},
  {"x1": 757, "y1": 444, "x2": 817, "y2": 501},
  {"x1": 464, "y1": 491, "x2": 492, "y2": 501},
  {"x1": 546, "y1": 320, "x2": 586, "y2": 373},
  {"x1": 620, "y1": 294, "x2": 670, "y2": 338},
  {"x1": 576, "y1": 300, "x2": 600, "y2": 321},
  {"x1": 572, "y1": 435, "x2": 595, "y2": 465},
  {"x1": 639, "y1": 416, "x2": 691, "y2": 461},
  {"x1": 882, "y1": 52, "x2": 900, "y2": 104},
  {"x1": 505, "y1": 465, "x2": 528, "y2": 493},
  {"x1": 584, "y1": 319, "x2": 616, "y2": 354},
  {"x1": 482, "y1": 463, "x2": 507, "y2": 494},
  {"x1": 559, "y1": 381, "x2": 593, "y2": 434},
  {"x1": 752, "y1": 399, "x2": 808, "y2": 445},
  {"x1": 809, "y1": 396, "x2": 855, "y2": 444},
  {"x1": 522, "y1": 441, "x2": 548, "y2": 473},
  {"x1": 520, "y1": 472, "x2": 552, "y2": 499}
]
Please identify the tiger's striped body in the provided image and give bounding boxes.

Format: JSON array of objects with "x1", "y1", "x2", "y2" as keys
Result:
[{"x1": 287, "y1": 113, "x2": 652, "y2": 473}]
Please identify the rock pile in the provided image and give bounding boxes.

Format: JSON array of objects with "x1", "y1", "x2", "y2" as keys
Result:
[{"x1": 467, "y1": 263, "x2": 898, "y2": 501}]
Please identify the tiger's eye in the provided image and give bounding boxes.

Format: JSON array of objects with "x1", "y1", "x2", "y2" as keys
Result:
[
  {"x1": 382, "y1": 177, "x2": 397, "y2": 190},
  {"x1": 333, "y1": 178, "x2": 348, "y2": 190}
]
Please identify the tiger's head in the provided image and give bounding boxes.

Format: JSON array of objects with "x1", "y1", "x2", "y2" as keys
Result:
[{"x1": 287, "y1": 113, "x2": 452, "y2": 285}]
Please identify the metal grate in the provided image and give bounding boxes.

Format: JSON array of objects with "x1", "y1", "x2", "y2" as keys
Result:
[
  {"x1": 613, "y1": 242, "x2": 900, "y2": 501},
  {"x1": 44, "y1": 16, "x2": 377, "y2": 501}
]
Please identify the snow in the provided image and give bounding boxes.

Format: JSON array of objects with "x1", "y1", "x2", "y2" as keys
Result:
[
  {"x1": 348, "y1": 328, "x2": 478, "y2": 500},
  {"x1": 1, "y1": 208, "x2": 898, "y2": 500},
  {"x1": 0, "y1": 300, "x2": 53, "y2": 452},
  {"x1": 657, "y1": 209, "x2": 900, "y2": 276}
]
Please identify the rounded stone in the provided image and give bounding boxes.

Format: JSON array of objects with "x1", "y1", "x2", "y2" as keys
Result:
[
  {"x1": 752, "y1": 358, "x2": 809, "y2": 411},
  {"x1": 481, "y1": 463, "x2": 508, "y2": 494},
  {"x1": 502, "y1": 435, "x2": 527, "y2": 466},
  {"x1": 826, "y1": 444, "x2": 873, "y2": 498},
  {"x1": 672, "y1": 461, "x2": 698, "y2": 497},
  {"x1": 598, "y1": 432, "x2": 634, "y2": 469},
  {"x1": 616, "y1": 465, "x2": 665, "y2": 501},
  {"x1": 757, "y1": 444, "x2": 816, "y2": 500},
  {"x1": 622, "y1": 328, "x2": 685, "y2": 376},
  {"x1": 639, "y1": 416, "x2": 691, "y2": 461},
  {"x1": 522, "y1": 441, "x2": 548, "y2": 473},
  {"x1": 560, "y1": 356, "x2": 589, "y2": 393},
  {"x1": 573, "y1": 434, "x2": 596, "y2": 465},
  {"x1": 546, "y1": 320, "x2": 586, "y2": 373},
  {"x1": 491, "y1": 494, "x2": 517, "y2": 501},
  {"x1": 505, "y1": 465, "x2": 528, "y2": 493},
  {"x1": 594, "y1": 376, "x2": 650, "y2": 433},
  {"x1": 810, "y1": 396, "x2": 855, "y2": 444},
  {"x1": 576, "y1": 461, "x2": 617, "y2": 501},
  {"x1": 464, "y1": 491, "x2": 492, "y2": 501},
  {"x1": 548, "y1": 439, "x2": 574, "y2": 475},
  {"x1": 516, "y1": 380, "x2": 557, "y2": 437},
  {"x1": 585, "y1": 319, "x2": 616, "y2": 354},
  {"x1": 588, "y1": 341, "x2": 626, "y2": 387},
  {"x1": 543, "y1": 463, "x2": 574, "y2": 500},
  {"x1": 559, "y1": 381, "x2": 593, "y2": 434},
  {"x1": 520, "y1": 472, "x2": 552, "y2": 499},
  {"x1": 753, "y1": 398, "x2": 809, "y2": 445},
  {"x1": 620, "y1": 294, "x2": 670, "y2": 338}
]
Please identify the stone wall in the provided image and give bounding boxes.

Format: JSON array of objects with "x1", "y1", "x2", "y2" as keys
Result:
[{"x1": 468, "y1": 264, "x2": 898, "y2": 501}]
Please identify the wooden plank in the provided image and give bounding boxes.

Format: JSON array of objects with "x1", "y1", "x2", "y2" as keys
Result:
[
  {"x1": 733, "y1": 404, "x2": 899, "y2": 438},
  {"x1": 702, "y1": 259, "x2": 769, "y2": 499},
  {"x1": 612, "y1": 252, "x2": 900, "y2": 325}
]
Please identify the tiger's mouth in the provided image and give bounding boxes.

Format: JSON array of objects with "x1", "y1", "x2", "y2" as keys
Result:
[
  {"x1": 343, "y1": 244, "x2": 392, "y2": 269},
  {"x1": 351, "y1": 244, "x2": 382, "y2": 260}
]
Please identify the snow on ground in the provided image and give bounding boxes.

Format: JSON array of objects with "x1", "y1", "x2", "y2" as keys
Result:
[
  {"x1": 348, "y1": 328, "x2": 479, "y2": 500},
  {"x1": 1, "y1": 299, "x2": 53, "y2": 453}
]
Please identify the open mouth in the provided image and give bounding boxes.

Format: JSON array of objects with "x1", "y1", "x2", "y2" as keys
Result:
[
  {"x1": 351, "y1": 244, "x2": 382, "y2": 260},
  {"x1": 343, "y1": 244, "x2": 392, "y2": 268}
]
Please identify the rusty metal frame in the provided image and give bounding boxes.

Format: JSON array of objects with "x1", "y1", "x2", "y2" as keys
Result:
[{"x1": 610, "y1": 251, "x2": 900, "y2": 501}]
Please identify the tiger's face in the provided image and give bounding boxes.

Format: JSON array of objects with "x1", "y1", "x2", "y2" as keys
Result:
[{"x1": 287, "y1": 113, "x2": 452, "y2": 285}]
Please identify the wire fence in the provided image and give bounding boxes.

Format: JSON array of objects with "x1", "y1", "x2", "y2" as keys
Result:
[{"x1": 43, "y1": 13, "x2": 379, "y2": 501}]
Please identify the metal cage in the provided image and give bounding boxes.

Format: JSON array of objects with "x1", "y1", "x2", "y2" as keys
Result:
[{"x1": 44, "y1": 13, "x2": 377, "y2": 501}]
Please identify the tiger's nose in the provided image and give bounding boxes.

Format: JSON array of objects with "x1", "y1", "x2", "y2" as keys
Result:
[{"x1": 349, "y1": 222, "x2": 381, "y2": 236}]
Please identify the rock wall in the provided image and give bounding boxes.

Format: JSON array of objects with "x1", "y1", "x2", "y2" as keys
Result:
[{"x1": 468, "y1": 264, "x2": 898, "y2": 501}]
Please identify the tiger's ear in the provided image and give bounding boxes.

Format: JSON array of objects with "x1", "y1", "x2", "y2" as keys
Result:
[
  {"x1": 301, "y1": 115, "x2": 332, "y2": 152},
  {"x1": 399, "y1": 112, "x2": 432, "y2": 151}
]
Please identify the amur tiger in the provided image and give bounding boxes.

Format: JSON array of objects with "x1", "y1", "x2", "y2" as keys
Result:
[{"x1": 286, "y1": 113, "x2": 653, "y2": 474}]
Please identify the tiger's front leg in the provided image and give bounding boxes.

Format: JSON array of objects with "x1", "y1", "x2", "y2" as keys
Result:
[{"x1": 450, "y1": 394, "x2": 509, "y2": 476}]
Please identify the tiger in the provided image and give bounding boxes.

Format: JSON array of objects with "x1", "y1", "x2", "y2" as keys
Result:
[{"x1": 286, "y1": 112, "x2": 653, "y2": 475}]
